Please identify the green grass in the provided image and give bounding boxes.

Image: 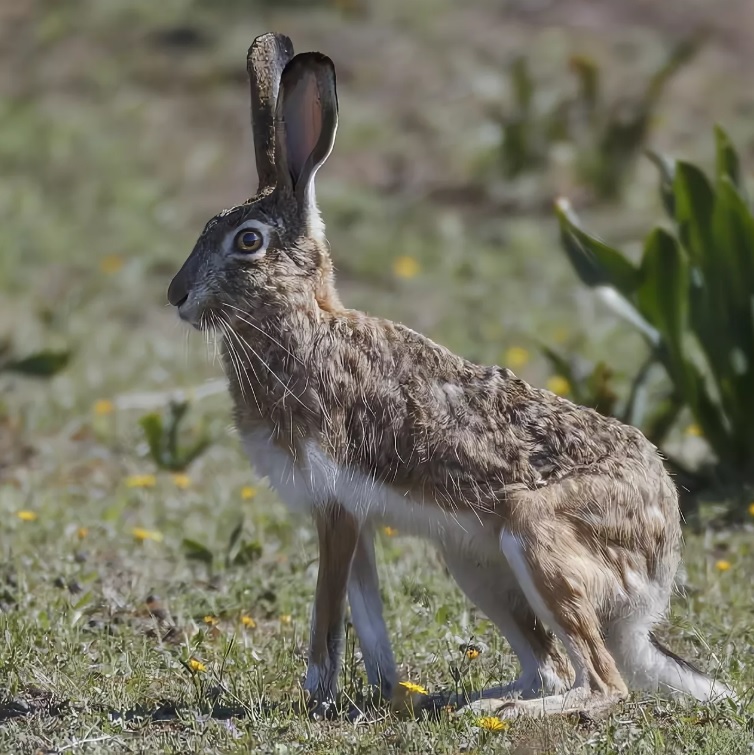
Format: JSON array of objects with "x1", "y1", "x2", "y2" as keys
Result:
[{"x1": 1, "y1": 0, "x2": 754, "y2": 752}]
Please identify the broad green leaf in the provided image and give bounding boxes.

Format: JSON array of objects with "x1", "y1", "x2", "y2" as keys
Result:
[
  {"x1": 714, "y1": 124, "x2": 745, "y2": 197},
  {"x1": 182, "y1": 538, "x2": 214, "y2": 567},
  {"x1": 231, "y1": 540, "x2": 263, "y2": 567},
  {"x1": 555, "y1": 200, "x2": 640, "y2": 295},
  {"x1": 673, "y1": 161, "x2": 714, "y2": 264},
  {"x1": 636, "y1": 228, "x2": 688, "y2": 370},
  {"x1": 4, "y1": 350, "x2": 70, "y2": 377},
  {"x1": 139, "y1": 413, "x2": 164, "y2": 467},
  {"x1": 646, "y1": 149, "x2": 676, "y2": 219}
]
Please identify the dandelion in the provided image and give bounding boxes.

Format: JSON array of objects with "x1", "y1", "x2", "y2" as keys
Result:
[
  {"x1": 393, "y1": 256, "x2": 420, "y2": 279},
  {"x1": 132, "y1": 527, "x2": 164, "y2": 543},
  {"x1": 382, "y1": 526, "x2": 398, "y2": 537},
  {"x1": 715, "y1": 559, "x2": 731, "y2": 572},
  {"x1": 76, "y1": 527, "x2": 89, "y2": 539},
  {"x1": 279, "y1": 614, "x2": 292, "y2": 625},
  {"x1": 504, "y1": 346, "x2": 530, "y2": 369},
  {"x1": 126, "y1": 474, "x2": 157, "y2": 489},
  {"x1": 241, "y1": 614, "x2": 256, "y2": 629},
  {"x1": 17, "y1": 510, "x2": 38, "y2": 522},
  {"x1": 93, "y1": 399, "x2": 114, "y2": 416},
  {"x1": 172, "y1": 473, "x2": 191, "y2": 490},
  {"x1": 476, "y1": 716, "x2": 509, "y2": 732},
  {"x1": 203, "y1": 615, "x2": 219, "y2": 626},
  {"x1": 466, "y1": 647, "x2": 481, "y2": 660},
  {"x1": 748, "y1": 502, "x2": 754, "y2": 517},
  {"x1": 399, "y1": 681, "x2": 428, "y2": 695},
  {"x1": 686, "y1": 424, "x2": 703, "y2": 437},
  {"x1": 99, "y1": 254, "x2": 124, "y2": 274},
  {"x1": 241, "y1": 486, "x2": 257, "y2": 501},
  {"x1": 187, "y1": 658, "x2": 206, "y2": 673},
  {"x1": 546, "y1": 375, "x2": 571, "y2": 396}
]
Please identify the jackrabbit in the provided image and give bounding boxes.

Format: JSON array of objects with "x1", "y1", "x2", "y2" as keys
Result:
[{"x1": 168, "y1": 32, "x2": 732, "y2": 717}]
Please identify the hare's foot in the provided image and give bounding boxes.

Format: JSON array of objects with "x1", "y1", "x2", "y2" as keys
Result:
[{"x1": 467, "y1": 687, "x2": 621, "y2": 720}]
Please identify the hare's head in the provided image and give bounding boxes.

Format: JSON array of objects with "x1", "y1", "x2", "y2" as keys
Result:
[{"x1": 168, "y1": 34, "x2": 339, "y2": 330}]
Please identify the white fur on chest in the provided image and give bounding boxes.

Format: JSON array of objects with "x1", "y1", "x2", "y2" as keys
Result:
[{"x1": 240, "y1": 428, "x2": 498, "y2": 557}]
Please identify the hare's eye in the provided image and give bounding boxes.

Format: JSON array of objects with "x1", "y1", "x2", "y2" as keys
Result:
[{"x1": 234, "y1": 228, "x2": 264, "y2": 254}]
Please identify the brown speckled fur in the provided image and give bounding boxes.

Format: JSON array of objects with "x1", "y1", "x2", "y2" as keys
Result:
[{"x1": 168, "y1": 33, "x2": 730, "y2": 714}]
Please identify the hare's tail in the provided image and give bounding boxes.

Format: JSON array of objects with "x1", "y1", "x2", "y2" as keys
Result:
[{"x1": 607, "y1": 623, "x2": 733, "y2": 702}]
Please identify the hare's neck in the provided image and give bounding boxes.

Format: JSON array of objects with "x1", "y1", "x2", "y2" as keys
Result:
[{"x1": 221, "y1": 310, "x2": 319, "y2": 424}]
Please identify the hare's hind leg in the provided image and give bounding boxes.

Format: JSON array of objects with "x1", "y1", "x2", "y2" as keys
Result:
[
  {"x1": 304, "y1": 504, "x2": 360, "y2": 717},
  {"x1": 499, "y1": 529, "x2": 627, "y2": 716},
  {"x1": 442, "y1": 549, "x2": 572, "y2": 700},
  {"x1": 347, "y1": 524, "x2": 397, "y2": 701}
]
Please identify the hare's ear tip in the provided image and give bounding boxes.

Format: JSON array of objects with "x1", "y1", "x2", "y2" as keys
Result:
[
  {"x1": 247, "y1": 32, "x2": 295, "y2": 61},
  {"x1": 283, "y1": 52, "x2": 336, "y2": 78}
]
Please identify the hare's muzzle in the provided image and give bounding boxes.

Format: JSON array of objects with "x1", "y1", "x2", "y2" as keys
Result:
[{"x1": 167, "y1": 271, "x2": 189, "y2": 308}]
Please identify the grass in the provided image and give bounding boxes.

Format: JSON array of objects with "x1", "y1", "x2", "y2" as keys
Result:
[{"x1": 1, "y1": 0, "x2": 754, "y2": 752}]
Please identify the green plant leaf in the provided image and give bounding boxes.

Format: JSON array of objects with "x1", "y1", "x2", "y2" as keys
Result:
[
  {"x1": 226, "y1": 517, "x2": 245, "y2": 569},
  {"x1": 555, "y1": 200, "x2": 640, "y2": 295},
  {"x1": 4, "y1": 350, "x2": 70, "y2": 377},
  {"x1": 231, "y1": 540, "x2": 263, "y2": 567},
  {"x1": 182, "y1": 539, "x2": 214, "y2": 567},
  {"x1": 637, "y1": 228, "x2": 688, "y2": 369},
  {"x1": 714, "y1": 124, "x2": 745, "y2": 196},
  {"x1": 646, "y1": 149, "x2": 676, "y2": 219},
  {"x1": 139, "y1": 413, "x2": 165, "y2": 468},
  {"x1": 673, "y1": 161, "x2": 714, "y2": 264}
]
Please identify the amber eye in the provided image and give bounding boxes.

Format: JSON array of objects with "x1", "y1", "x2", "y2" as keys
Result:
[{"x1": 234, "y1": 228, "x2": 264, "y2": 254}]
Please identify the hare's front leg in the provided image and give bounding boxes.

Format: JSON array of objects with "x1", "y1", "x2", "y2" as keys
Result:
[
  {"x1": 304, "y1": 504, "x2": 359, "y2": 717},
  {"x1": 347, "y1": 524, "x2": 397, "y2": 702}
]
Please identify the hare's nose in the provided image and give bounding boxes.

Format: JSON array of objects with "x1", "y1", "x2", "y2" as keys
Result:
[{"x1": 168, "y1": 273, "x2": 189, "y2": 307}]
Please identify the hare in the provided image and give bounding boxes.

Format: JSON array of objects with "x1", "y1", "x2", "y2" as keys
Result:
[{"x1": 167, "y1": 33, "x2": 732, "y2": 718}]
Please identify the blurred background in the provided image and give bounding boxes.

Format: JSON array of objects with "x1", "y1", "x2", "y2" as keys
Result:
[{"x1": 1, "y1": 1, "x2": 753, "y2": 747}]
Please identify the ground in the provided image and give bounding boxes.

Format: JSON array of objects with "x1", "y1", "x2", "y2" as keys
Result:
[{"x1": 1, "y1": 0, "x2": 753, "y2": 752}]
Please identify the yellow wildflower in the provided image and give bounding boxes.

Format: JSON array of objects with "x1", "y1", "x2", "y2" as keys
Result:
[
  {"x1": 715, "y1": 559, "x2": 731, "y2": 572},
  {"x1": 382, "y1": 526, "x2": 398, "y2": 537},
  {"x1": 393, "y1": 256, "x2": 420, "y2": 279},
  {"x1": 546, "y1": 375, "x2": 571, "y2": 397},
  {"x1": 77, "y1": 527, "x2": 89, "y2": 539},
  {"x1": 17, "y1": 510, "x2": 38, "y2": 522},
  {"x1": 172, "y1": 473, "x2": 191, "y2": 490},
  {"x1": 187, "y1": 658, "x2": 206, "y2": 673},
  {"x1": 748, "y1": 502, "x2": 754, "y2": 517},
  {"x1": 132, "y1": 527, "x2": 164, "y2": 543},
  {"x1": 203, "y1": 615, "x2": 219, "y2": 626},
  {"x1": 99, "y1": 254, "x2": 124, "y2": 274},
  {"x1": 241, "y1": 486, "x2": 257, "y2": 501},
  {"x1": 466, "y1": 647, "x2": 481, "y2": 660},
  {"x1": 476, "y1": 716, "x2": 509, "y2": 732},
  {"x1": 93, "y1": 399, "x2": 114, "y2": 416},
  {"x1": 686, "y1": 424, "x2": 703, "y2": 437},
  {"x1": 279, "y1": 614, "x2": 292, "y2": 625},
  {"x1": 504, "y1": 346, "x2": 530, "y2": 369},
  {"x1": 241, "y1": 614, "x2": 256, "y2": 629},
  {"x1": 399, "y1": 680, "x2": 428, "y2": 695},
  {"x1": 126, "y1": 474, "x2": 157, "y2": 489}
]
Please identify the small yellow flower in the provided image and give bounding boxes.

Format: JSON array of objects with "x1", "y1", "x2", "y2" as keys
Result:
[
  {"x1": 399, "y1": 681, "x2": 428, "y2": 695},
  {"x1": 466, "y1": 647, "x2": 481, "y2": 660},
  {"x1": 748, "y1": 502, "x2": 754, "y2": 517},
  {"x1": 382, "y1": 526, "x2": 398, "y2": 537},
  {"x1": 126, "y1": 474, "x2": 157, "y2": 489},
  {"x1": 279, "y1": 614, "x2": 292, "y2": 625},
  {"x1": 187, "y1": 658, "x2": 206, "y2": 673},
  {"x1": 476, "y1": 716, "x2": 509, "y2": 732},
  {"x1": 76, "y1": 527, "x2": 89, "y2": 539},
  {"x1": 505, "y1": 346, "x2": 530, "y2": 369},
  {"x1": 99, "y1": 254, "x2": 124, "y2": 274},
  {"x1": 203, "y1": 615, "x2": 219, "y2": 626},
  {"x1": 172, "y1": 473, "x2": 191, "y2": 490},
  {"x1": 686, "y1": 423, "x2": 703, "y2": 437},
  {"x1": 241, "y1": 614, "x2": 256, "y2": 629},
  {"x1": 393, "y1": 256, "x2": 420, "y2": 279},
  {"x1": 546, "y1": 375, "x2": 571, "y2": 396},
  {"x1": 241, "y1": 486, "x2": 257, "y2": 501},
  {"x1": 132, "y1": 527, "x2": 164, "y2": 543},
  {"x1": 93, "y1": 399, "x2": 114, "y2": 416},
  {"x1": 715, "y1": 559, "x2": 731, "y2": 572},
  {"x1": 17, "y1": 510, "x2": 38, "y2": 522}
]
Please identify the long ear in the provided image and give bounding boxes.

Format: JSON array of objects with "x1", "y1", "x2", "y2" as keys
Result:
[
  {"x1": 248, "y1": 32, "x2": 295, "y2": 192},
  {"x1": 274, "y1": 52, "x2": 338, "y2": 212}
]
